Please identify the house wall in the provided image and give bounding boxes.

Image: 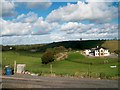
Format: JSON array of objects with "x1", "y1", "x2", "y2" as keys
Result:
[
  {"x1": 85, "y1": 50, "x2": 91, "y2": 55},
  {"x1": 95, "y1": 50, "x2": 99, "y2": 56},
  {"x1": 99, "y1": 48, "x2": 105, "y2": 56},
  {"x1": 104, "y1": 50, "x2": 110, "y2": 56},
  {"x1": 84, "y1": 47, "x2": 110, "y2": 57},
  {"x1": 95, "y1": 48, "x2": 110, "y2": 56}
]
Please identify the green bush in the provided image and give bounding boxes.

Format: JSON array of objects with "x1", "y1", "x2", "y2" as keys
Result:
[
  {"x1": 41, "y1": 50, "x2": 54, "y2": 64},
  {"x1": 53, "y1": 46, "x2": 67, "y2": 54},
  {"x1": 114, "y1": 50, "x2": 120, "y2": 55},
  {"x1": 99, "y1": 72, "x2": 106, "y2": 79}
]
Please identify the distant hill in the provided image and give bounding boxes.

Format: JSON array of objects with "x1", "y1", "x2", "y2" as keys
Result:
[
  {"x1": 101, "y1": 40, "x2": 119, "y2": 52},
  {"x1": 2, "y1": 40, "x2": 119, "y2": 53}
]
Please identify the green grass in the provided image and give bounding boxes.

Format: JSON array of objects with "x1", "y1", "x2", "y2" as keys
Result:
[
  {"x1": 67, "y1": 52, "x2": 118, "y2": 64},
  {"x1": 2, "y1": 51, "x2": 119, "y2": 79}
]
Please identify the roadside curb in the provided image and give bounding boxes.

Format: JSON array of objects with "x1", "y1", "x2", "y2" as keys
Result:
[{"x1": 2, "y1": 76, "x2": 41, "y2": 81}]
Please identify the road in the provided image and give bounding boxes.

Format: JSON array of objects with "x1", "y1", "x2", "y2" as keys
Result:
[{"x1": 1, "y1": 74, "x2": 119, "y2": 89}]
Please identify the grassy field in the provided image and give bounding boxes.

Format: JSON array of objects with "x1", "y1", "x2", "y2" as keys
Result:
[
  {"x1": 2, "y1": 50, "x2": 119, "y2": 79},
  {"x1": 101, "y1": 40, "x2": 119, "y2": 52}
]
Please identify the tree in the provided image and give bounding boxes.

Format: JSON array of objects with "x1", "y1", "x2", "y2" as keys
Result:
[
  {"x1": 41, "y1": 50, "x2": 54, "y2": 64},
  {"x1": 53, "y1": 46, "x2": 67, "y2": 54}
]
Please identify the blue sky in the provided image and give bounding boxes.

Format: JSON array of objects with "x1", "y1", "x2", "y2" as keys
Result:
[
  {"x1": 3, "y1": 2, "x2": 77, "y2": 20},
  {"x1": 0, "y1": 0, "x2": 119, "y2": 45}
]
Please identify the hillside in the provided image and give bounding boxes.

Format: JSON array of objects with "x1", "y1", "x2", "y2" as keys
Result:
[
  {"x1": 2, "y1": 40, "x2": 119, "y2": 79},
  {"x1": 2, "y1": 40, "x2": 119, "y2": 53},
  {"x1": 101, "y1": 40, "x2": 119, "y2": 52}
]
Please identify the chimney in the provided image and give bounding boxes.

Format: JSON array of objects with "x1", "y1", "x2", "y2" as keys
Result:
[{"x1": 97, "y1": 46, "x2": 99, "y2": 48}]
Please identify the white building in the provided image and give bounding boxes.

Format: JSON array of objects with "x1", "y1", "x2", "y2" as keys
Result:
[
  {"x1": 84, "y1": 46, "x2": 110, "y2": 57},
  {"x1": 84, "y1": 49, "x2": 91, "y2": 55}
]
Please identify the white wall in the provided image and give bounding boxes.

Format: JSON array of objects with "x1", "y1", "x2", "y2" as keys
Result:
[
  {"x1": 104, "y1": 50, "x2": 110, "y2": 56},
  {"x1": 95, "y1": 50, "x2": 99, "y2": 56},
  {"x1": 85, "y1": 49, "x2": 91, "y2": 55}
]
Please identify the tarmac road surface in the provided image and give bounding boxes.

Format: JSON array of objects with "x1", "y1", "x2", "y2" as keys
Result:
[{"x1": 1, "y1": 74, "x2": 119, "y2": 89}]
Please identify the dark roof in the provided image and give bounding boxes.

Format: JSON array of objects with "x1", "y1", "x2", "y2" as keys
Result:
[{"x1": 95, "y1": 47, "x2": 108, "y2": 50}]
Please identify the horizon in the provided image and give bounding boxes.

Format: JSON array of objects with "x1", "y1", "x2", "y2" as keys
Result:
[{"x1": 1, "y1": 39, "x2": 119, "y2": 46}]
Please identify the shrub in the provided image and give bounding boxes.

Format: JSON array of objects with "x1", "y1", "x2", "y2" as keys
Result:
[
  {"x1": 41, "y1": 50, "x2": 54, "y2": 64},
  {"x1": 53, "y1": 46, "x2": 67, "y2": 54},
  {"x1": 99, "y1": 72, "x2": 106, "y2": 79},
  {"x1": 114, "y1": 50, "x2": 120, "y2": 55}
]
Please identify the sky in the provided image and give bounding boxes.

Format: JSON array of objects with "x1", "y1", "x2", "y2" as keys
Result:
[{"x1": 0, "y1": 0, "x2": 119, "y2": 45}]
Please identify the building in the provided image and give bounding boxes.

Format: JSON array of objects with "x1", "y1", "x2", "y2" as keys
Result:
[
  {"x1": 84, "y1": 49, "x2": 91, "y2": 55},
  {"x1": 84, "y1": 46, "x2": 110, "y2": 56},
  {"x1": 80, "y1": 38, "x2": 82, "y2": 41}
]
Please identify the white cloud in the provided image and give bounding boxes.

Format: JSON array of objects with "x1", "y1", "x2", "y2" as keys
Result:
[
  {"x1": 13, "y1": 12, "x2": 38, "y2": 23},
  {"x1": 26, "y1": 2, "x2": 52, "y2": 9},
  {"x1": 61, "y1": 22, "x2": 79, "y2": 31},
  {"x1": 1, "y1": 15, "x2": 118, "y2": 45},
  {"x1": 60, "y1": 22, "x2": 118, "y2": 40},
  {"x1": 61, "y1": 22, "x2": 94, "y2": 34},
  {"x1": 1, "y1": 11, "x2": 59, "y2": 36},
  {"x1": 86, "y1": 0, "x2": 119, "y2": 2},
  {"x1": 2, "y1": 22, "x2": 118, "y2": 45},
  {"x1": 46, "y1": 1, "x2": 118, "y2": 23},
  {"x1": 1, "y1": 17, "x2": 53, "y2": 36},
  {"x1": 2, "y1": 35, "x2": 51, "y2": 45},
  {"x1": 1, "y1": 18, "x2": 31, "y2": 36},
  {"x1": 0, "y1": 1, "x2": 52, "y2": 17},
  {"x1": 0, "y1": 0, "x2": 16, "y2": 17},
  {"x1": 31, "y1": 17, "x2": 58, "y2": 35},
  {"x1": 61, "y1": 22, "x2": 118, "y2": 33},
  {"x1": 50, "y1": 32, "x2": 66, "y2": 42}
]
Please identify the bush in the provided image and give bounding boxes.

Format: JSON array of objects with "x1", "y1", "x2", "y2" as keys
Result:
[
  {"x1": 99, "y1": 72, "x2": 106, "y2": 79},
  {"x1": 53, "y1": 46, "x2": 67, "y2": 54},
  {"x1": 41, "y1": 50, "x2": 54, "y2": 64},
  {"x1": 114, "y1": 50, "x2": 120, "y2": 55}
]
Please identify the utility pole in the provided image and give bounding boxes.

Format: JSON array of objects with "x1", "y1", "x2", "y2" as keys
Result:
[
  {"x1": 50, "y1": 64, "x2": 52, "y2": 76},
  {"x1": 88, "y1": 63, "x2": 91, "y2": 78}
]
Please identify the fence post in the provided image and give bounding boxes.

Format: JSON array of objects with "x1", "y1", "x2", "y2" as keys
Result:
[{"x1": 14, "y1": 61, "x2": 16, "y2": 74}]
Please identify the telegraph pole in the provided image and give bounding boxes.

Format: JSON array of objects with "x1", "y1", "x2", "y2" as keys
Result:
[
  {"x1": 50, "y1": 64, "x2": 52, "y2": 76},
  {"x1": 88, "y1": 63, "x2": 91, "y2": 78}
]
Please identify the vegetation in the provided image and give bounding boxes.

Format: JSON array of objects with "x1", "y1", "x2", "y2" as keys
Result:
[
  {"x1": 67, "y1": 52, "x2": 118, "y2": 64},
  {"x1": 41, "y1": 50, "x2": 54, "y2": 64},
  {"x1": 41, "y1": 46, "x2": 67, "y2": 64},
  {"x1": 2, "y1": 40, "x2": 119, "y2": 79},
  {"x1": 101, "y1": 40, "x2": 119, "y2": 52},
  {"x1": 2, "y1": 51, "x2": 119, "y2": 79},
  {"x1": 2, "y1": 40, "x2": 119, "y2": 53},
  {"x1": 114, "y1": 50, "x2": 120, "y2": 55}
]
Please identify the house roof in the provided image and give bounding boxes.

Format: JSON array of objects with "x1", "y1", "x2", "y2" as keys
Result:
[
  {"x1": 85, "y1": 46, "x2": 108, "y2": 51},
  {"x1": 95, "y1": 47, "x2": 108, "y2": 50}
]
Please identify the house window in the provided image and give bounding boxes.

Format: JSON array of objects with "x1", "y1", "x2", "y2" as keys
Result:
[
  {"x1": 96, "y1": 50, "x2": 98, "y2": 52},
  {"x1": 96, "y1": 52, "x2": 99, "y2": 56},
  {"x1": 101, "y1": 53, "x2": 104, "y2": 56}
]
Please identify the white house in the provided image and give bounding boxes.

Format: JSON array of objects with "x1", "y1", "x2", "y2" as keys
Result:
[
  {"x1": 84, "y1": 46, "x2": 110, "y2": 57},
  {"x1": 84, "y1": 49, "x2": 91, "y2": 55}
]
